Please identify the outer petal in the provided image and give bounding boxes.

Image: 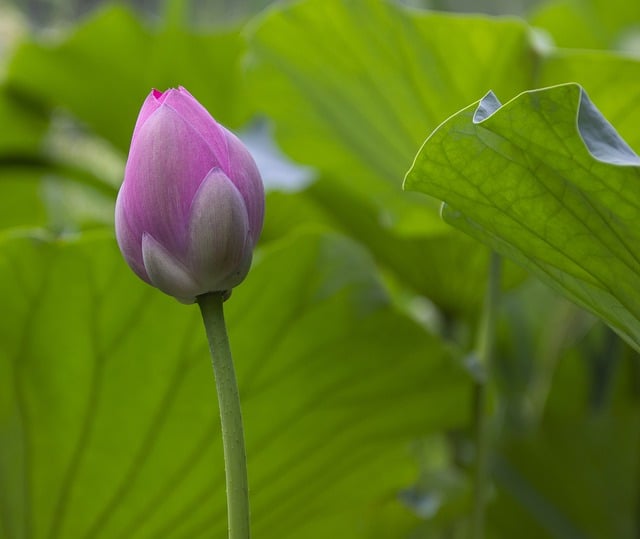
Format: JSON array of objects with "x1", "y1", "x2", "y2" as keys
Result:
[
  {"x1": 223, "y1": 128, "x2": 265, "y2": 246},
  {"x1": 141, "y1": 233, "x2": 200, "y2": 304},
  {"x1": 115, "y1": 191, "x2": 150, "y2": 283},
  {"x1": 186, "y1": 168, "x2": 252, "y2": 292},
  {"x1": 119, "y1": 103, "x2": 218, "y2": 261},
  {"x1": 130, "y1": 89, "x2": 165, "y2": 144},
  {"x1": 161, "y1": 88, "x2": 230, "y2": 174}
]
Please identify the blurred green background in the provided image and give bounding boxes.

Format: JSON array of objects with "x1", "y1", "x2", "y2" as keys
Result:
[
  {"x1": 1, "y1": 0, "x2": 639, "y2": 538},
  {"x1": 3, "y1": 0, "x2": 544, "y2": 28}
]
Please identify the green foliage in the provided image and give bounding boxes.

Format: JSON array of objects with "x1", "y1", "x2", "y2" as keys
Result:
[
  {"x1": 405, "y1": 83, "x2": 640, "y2": 350},
  {"x1": 491, "y1": 338, "x2": 640, "y2": 539},
  {"x1": 0, "y1": 230, "x2": 468, "y2": 538},
  {"x1": 246, "y1": 0, "x2": 534, "y2": 208},
  {"x1": 1, "y1": 0, "x2": 640, "y2": 537},
  {"x1": 0, "y1": 87, "x2": 49, "y2": 230},
  {"x1": 6, "y1": 6, "x2": 249, "y2": 152}
]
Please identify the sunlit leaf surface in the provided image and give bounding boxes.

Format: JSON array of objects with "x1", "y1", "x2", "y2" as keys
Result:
[
  {"x1": 0, "y1": 231, "x2": 469, "y2": 538},
  {"x1": 406, "y1": 83, "x2": 640, "y2": 350},
  {"x1": 246, "y1": 0, "x2": 535, "y2": 223}
]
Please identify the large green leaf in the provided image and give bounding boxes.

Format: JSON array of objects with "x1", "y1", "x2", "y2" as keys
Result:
[
  {"x1": 0, "y1": 230, "x2": 469, "y2": 538},
  {"x1": 405, "y1": 83, "x2": 640, "y2": 350},
  {"x1": 246, "y1": 0, "x2": 535, "y2": 229}
]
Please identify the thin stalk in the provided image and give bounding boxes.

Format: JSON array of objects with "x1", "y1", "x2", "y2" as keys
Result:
[
  {"x1": 471, "y1": 252, "x2": 502, "y2": 539},
  {"x1": 197, "y1": 291, "x2": 250, "y2": 539}
]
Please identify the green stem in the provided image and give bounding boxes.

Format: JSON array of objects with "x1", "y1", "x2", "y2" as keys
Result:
[
  {"x1": 197, "y1": 292, "x2": 251, "y2": 539},
  {"x1": 471, "y1": 252, "x2": 502, "y2": 539}
]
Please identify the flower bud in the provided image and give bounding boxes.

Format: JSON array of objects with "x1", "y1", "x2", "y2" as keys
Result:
[{"x1": 115, "y1": 87, "x2": 264, "y2": 303}]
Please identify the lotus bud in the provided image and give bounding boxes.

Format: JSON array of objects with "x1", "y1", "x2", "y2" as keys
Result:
[{"x1": 115, "y1": 87, "x2": 264, "y2": 303}]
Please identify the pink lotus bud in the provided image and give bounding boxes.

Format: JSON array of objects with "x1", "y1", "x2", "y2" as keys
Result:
[{"x1": 115, "y1": 87, "x2": 264, "y2": 303}]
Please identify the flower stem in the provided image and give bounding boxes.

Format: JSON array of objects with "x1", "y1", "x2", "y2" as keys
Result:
[
  {"x1": 471, "y1": 251, "x2": 502, "y2": 539},
  {"x1": 197, "y1": 291, "x2": 250, "y2": 539}
]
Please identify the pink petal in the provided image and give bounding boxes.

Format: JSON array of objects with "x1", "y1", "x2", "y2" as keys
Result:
[
  {"x1": 223, "y1": 129, "x2": 265, "y2": 246},
  {"x1": 120, "y1": 103, "x2": 218, "y2": 259},
  {"x1": 186, "y1": 169, "x2": 253, "y2": 293},
  {"x1": 161, "y1": 88, "x2": 231, "y2": 174},
  {"x1": 141, "y1": 233, "x2": 200, "y2": 304},
  {"x1": 115, "y1": 190, "x2": 150, "y2": 283}
]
